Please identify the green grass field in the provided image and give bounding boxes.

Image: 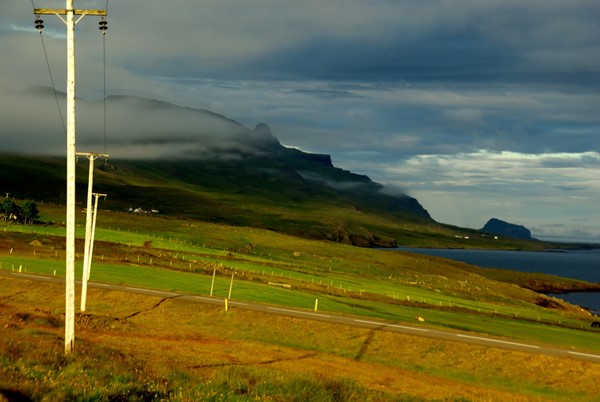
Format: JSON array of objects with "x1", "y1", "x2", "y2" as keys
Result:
[
  {"x1": 2, "y1": 276, "x2": 599, "y2": 401},
  {"x1": 2, "y1": 201, "x2": 600, "y2": 401},
  {"x1": 2, "y1": 204, "x2": 598, "y2": 353}
]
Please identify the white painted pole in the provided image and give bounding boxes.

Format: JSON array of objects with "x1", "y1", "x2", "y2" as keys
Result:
[
  {"x1": 79, "y1": 153, "x2": 106, "y2": 312},
  {"x1": 80, "y1": 156, "x2": 95, "y2": 312},
  {"x1": 88, "y1": 193, "x2": 104, "y2": 280},
  {"x1": 81, "y1": 191, "x2": 106, "y2": 311},
  {"x1": 33, "y1": 2, "x2": 106, "y2": 355},
  {"x1": 228, "y1": 271, "x2": 234, "y2": 300},
  {"x1": 64, "y1": 0, "x2": 76, "y2": 355},
  {"x1": 210, "y1": 265, "x2": 216, "y2": 296}
]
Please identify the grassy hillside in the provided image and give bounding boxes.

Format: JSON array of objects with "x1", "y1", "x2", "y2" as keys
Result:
[
  {"x1": 1, "y1": 201, "x2": 599, "y2": 400},
  {"x1": 2, "y1": 276, "x2": 600, "y2": 401},
  {"x1": 0, "y1": 153, "x2": 558, "y2": 250},
  {"x1": 1, "y1": 204, "x2": 598, "y2": 341}
]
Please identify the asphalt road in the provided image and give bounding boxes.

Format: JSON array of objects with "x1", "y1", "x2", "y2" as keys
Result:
[{"x1": 2, "y1": 271, "x2": 600, "y2": 363}]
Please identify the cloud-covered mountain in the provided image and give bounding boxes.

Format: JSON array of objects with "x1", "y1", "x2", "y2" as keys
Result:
[
  {"x1": 1, "y1": 87, "x2": 431, "y2": 228},
  {"x1": 3, "y1": 86, "x2": 282, "y2": 160}
]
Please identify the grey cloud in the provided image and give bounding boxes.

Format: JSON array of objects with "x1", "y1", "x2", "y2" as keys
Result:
[
  {"x1": 292, "y1": 89, "x2": 362, "y2": 99},
  {"x1": 4, "y1": 0, "x2": 599, "y2": 87},
  {"x1": 0, "y1": 87, "x2": 277, "y2": 160},
  {"x1": 378, "y1": 184, "x2": 409, "y2": 198},
  {"x1": 540, "y1": 153, "x2": 600, "y2": 169},
  {"x1": 552, "y1": 184, "x2": 587, "y2": 192},
  {"x1": 162, "y1": 1, "x2": 596, "y2": 87}
]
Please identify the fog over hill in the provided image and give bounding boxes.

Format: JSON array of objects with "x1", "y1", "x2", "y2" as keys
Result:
[
  {"x1": 4, "y1": 86, "x2": 282, "y2": 160},
  {"x1": 1, "y1": 87, "x2": 431, "y2": 225}
]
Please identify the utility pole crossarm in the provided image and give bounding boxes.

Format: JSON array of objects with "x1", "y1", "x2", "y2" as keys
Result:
[
  {"x1": 34, "y1": 9, "x2": 107, "y2": 16},
  {"x1": 76, "y1": 152, "x2": 109, "y2": 159}
]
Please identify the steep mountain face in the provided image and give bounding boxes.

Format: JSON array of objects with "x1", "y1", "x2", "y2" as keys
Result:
[
  {"x1": 2, "y1": 89, "x2": 432, "y2": 247},
  {"x1": 481, "y1": 218, "x2": 533, "y2": 240},
  {"x1": 105, "y1": 122, "x2": 431, "y2": 220},
  {"x1": 91, "y1": 93, "x2": 430, "y2": 220}
]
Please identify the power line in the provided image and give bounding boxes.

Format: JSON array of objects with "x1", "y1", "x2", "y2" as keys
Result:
[
  {"x1": 31, "y1": 0, "x2": 110, "y2": 148},
  {"x1": 32, "y1": 0, "x2": 67, "y2": 135},
  {"x1": 102, "y1": 14, "x2": 107, "y2": 154},
  {"x1": 102, "y1": 0, "x2": 109, "y2": 154}
]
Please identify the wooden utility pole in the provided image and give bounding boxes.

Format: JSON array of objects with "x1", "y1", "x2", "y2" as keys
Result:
[
  {"x1": 34, "y1": 1, "x2": 107, "y2": 355},
  {"x1": 210, "y1": 265, "x2": 216, "y2": 296},
  {"x1": 77, "y1": 152, "x2": 108, "y2": 312},
  {"x1": 228, "y1": 271, "x2": 235, "y2": 300},
  {"x1": 80, "y1": 192, "x2": 107, "y2": 311},
  {"x1": 88, "y1": 192, "x2": 107, "y2": 280}
]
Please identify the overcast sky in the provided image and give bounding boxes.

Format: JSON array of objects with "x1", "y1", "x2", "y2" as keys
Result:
[{"x1": 1, "y1": 0, "x2": 599, "y2": 242}]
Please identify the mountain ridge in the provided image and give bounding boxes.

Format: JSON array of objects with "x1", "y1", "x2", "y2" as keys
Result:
[
  {"x1": 1, "y1": 89, "x2": 433, "y2": 247},
  {"x1": 21, "y1": 87, "x2": 431, "y2": 219},
  {"x1": 2, "y1": 89, "x2": 557, "y2": 249}
]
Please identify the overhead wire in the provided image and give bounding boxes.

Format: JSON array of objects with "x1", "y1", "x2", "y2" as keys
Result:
[
  {"x1": 102, "y1": 0, "x2": 109, "y2": 155},
  {"x1": 30, "y1": 0, "x2": 110, "y2": 153},
  {"x1": 31, "y1": 0, "x2": 67, "y2": 136}
]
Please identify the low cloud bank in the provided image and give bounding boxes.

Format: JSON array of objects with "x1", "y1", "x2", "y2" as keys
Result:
[{"x1": 0, "y1": 88, "x2": 278, "y2": 160}]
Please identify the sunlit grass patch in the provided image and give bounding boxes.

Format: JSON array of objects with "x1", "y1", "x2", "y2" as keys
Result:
[{"x1": 2, "y1": 277, "x2": 599, "y2": 401}]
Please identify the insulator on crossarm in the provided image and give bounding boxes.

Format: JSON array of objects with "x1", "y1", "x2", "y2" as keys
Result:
[
  {"x1": 35, "y1": 17, "x2": 44, "y2": 33},
  {"x1": 99, "y1": 19, "x2": 107, "y2": 34}
]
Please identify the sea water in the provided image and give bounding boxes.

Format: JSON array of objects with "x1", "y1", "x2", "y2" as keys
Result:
[{"x1": 396, "y1": 248, "x2": 600, "y2": 314}]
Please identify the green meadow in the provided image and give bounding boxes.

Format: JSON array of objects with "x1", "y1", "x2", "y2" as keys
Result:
[
  {"x1": 2, "y1": 202, "x2": 600, "y2": 401},
  {"x1": 1, "y1": 203, "x2": 598, "y2": 352}
]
